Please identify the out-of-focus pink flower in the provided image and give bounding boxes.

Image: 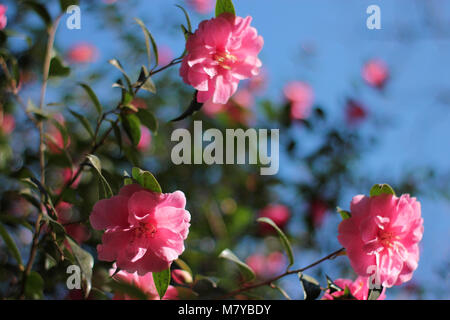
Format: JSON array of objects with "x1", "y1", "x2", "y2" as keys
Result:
[
  {"x1": 56, "y1": 202, "x2": 90, "y2": 244},
  {"x1": 186, "y1": 0, "x2": 214, "y2": 15},
  {"x1": 247, "y1": 68, "x2": 267, "y2": 94},
  {"x1": 246, "y1": 252, "x2": 286, "y2": 279},
  {"x1": 180, "y1": 13, "x2": 264, "y2": 104},
  {"x1": 0, "y1": 112, "x2": 15, "y2": 135},
  {"x1": 158, "y1": 45, "x2": 174, "y2": 66},
  {"x1": 131, "y1": 98, "x2": 147, "y2": 110},
  {"x1": 67, "y1": 43, "x2": 98, "y2": 64},
  {"x1": 309, "y1": 199, "x2": 328, "y2": 228},
  {"x1": 46, "y1": 114, "x2": 69, "y2": 154},
  {"x1": 362, "y1": 59, "x2": 389, "y2": 89},
  {"x1": 137, "y1": 126, "x2": 152, "y2": 152},
  {"x1": 62, "y1": 167, "x2": 81, "y2": 189},
  {"x1": 111, "y1": 266, "x2": 178, "y2": 300},
  {"x1": 172, "y1": 269, "x2": 193, "y2": 285},
  {"x1": 322, "y1": 276, "x2": 386, "y2": 300},
  {"x1": 283, "y1": 81, "x2": 314, "y2": 120},
  {"x1": 346, "y1": 99, "x2": 367, "y2": 125},
  {"x1": 258, "y1": 204, "x2": 290, "y2": 235},
  {"x1": 338, "y1": 193, "x2": 423, "y2": 288},
  {"x1": 90, "y1": 184, "x2": 191, "y2": 275},
  {"x1": 0, "y1": 5, "x2": 7, "y2": 30}
]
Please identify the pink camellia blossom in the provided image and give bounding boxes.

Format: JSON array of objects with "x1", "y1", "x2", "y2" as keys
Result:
[
  {"x1": 246, "y1": 252, "x2": 286, "y2": 279},
  {"x1": 137, "y1": 126, "x2": 152, "y2": 152},
  {"x1": 67, "y1": 43, "x2": 98, "y2": 64},
  {"x1": 46, "y1": 114, "x2": 69, "y2": 154},
  {"x1": 283, "y1": 81, "x2": 314, "y2": 120},
  {"x1": 180, "y1": 13, "x2": 264, "y2": 104},
  {"x1": 62, "y1": 167, "x2": 81, "y2": 189},
  {"x1": 309, "y1": 199, "x2": 328, "y2": 228},
  {"x1": 0, "y1": 5, "x2": 7, "y2": 30},
  {"x1": 186, "y1": 0, "x2": 214, "y2": 15},
  {"x1": 90, "y1": 184, "x2": 191, "y2": 274},
  {"x1": 322, "y1": 276, "x2": 386, "y2": 300},
  {"x1": 0, "y1": 112, "x2": 15, "y2": 135},
  {"x1": 203, "y1": 89, "x2": 254, "y2": 125},
  {"x1": 362, "y1": 59, "x2": 389, "y2": 89},
  {"x1": 111, "y1": 265, "x2": 178, "y2": 300},
  {"x1": 158, "y1": 45, "x2": 174, "y2": 66},
  {"x1": 338, "y1": 193, "x2": 424, "y2": 288},
  {"x1": 346, "y1": 99, "x2": 367, "y2": 125},
  {"x1": 247, "y1": 68, "x2": 267, "y2": 94},
  {"x1": 56, "y1": 202, "x2": 90, "y2": 244},
  {"x1": 258, "y1": 204, "x2": 290, "y2": 235}
]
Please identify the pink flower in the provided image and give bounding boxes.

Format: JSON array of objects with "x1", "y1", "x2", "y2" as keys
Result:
[
  {"x1": 186, "y1": 0, "x2": 214, "y2": 15},
  {"x1": 258, "y1": 204, "x2": 290, "y2": 235},
  {"x1": 90, "y1": 184, "x2": 191, "y2": 274},
  {"x1": 180, "y1": 13, "x2": 264, "y2": 104},
  {"x1": 309, "y1": 199, "x2": 328, "y2": 228},
  {"x1": 246, "y1": 252, "x2": 286, "y2": 279},
  {"x1": 322, "y1": 276, "x2": 386, "y2": 300},
  {"x1": 0, "y1": 112, "x2": 15, "y2": 135},
  {"x1": 62, "y1": 168, "x2": 81, "y2": 189},
  {"x1": 247, "y1": 68, "x2": 267, "y2": 94},
  {"x1": 172, "y1": 269, "x2": 193, "y2": 285},
  {"x1": 137, "y1": 126, "x2": 152, "y2": 152},
  {"x1": 283, "y1": 81, "x2": 314, "y2": 120},
  {"x1": 203, "y1": 89, "x2": 254, "y2": 125},
  {"x1": 338, "y1": 193, "x2": 424, "y2": 288},
  {"x1": 56, "y1": 202, "x2": 90, "y2": 244},
  {"x1": 111, "y1": 266, "x2": 178, "y2": 300},
  {"x1": 0, "y1": 5, "x2": 7, "y2": 30},
  {"x1": 346, "y1": 99, "x2": 367, "y2": 125},
  {"x1": 131, "y1": 98, "x2": 147, "y2": 110},
  {"x1": 46, "y1": 114, "x2": 69, "y2": 154},
  {"x1": 67, "y1": 43, "x2": 98, "y2": 64},
  {"x1": 362, "y1": 59, "x2": 389, "y2": 89},
  {"x1": 158, "y1": 45, "x2": 174, "y2": 66}
]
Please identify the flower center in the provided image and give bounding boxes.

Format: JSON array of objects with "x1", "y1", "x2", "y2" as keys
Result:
[
  {"x1": 214, "y1": 51, "x2": 237, "y2": 70},
  {"x1": 378, "y1": 230, "x2": 400, "y2": 248},
  {"x1": 135, "y1": 222, "x2": 156, "y2": 238}
]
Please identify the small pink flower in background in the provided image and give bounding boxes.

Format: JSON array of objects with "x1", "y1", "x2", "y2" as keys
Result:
[
  {"x1": 56, "y1": 202, "x2": 90, "y2": 244},
  {"x1": 180, "y1": 13, "x2": 264, "y2": 104},
  {"x1": 111, "y1": 265, "x2": 178, "y2": 300},
  {"x1": 203, "y1": 89, "x2": 254, "y2": 125},
  {"x1": 309, "y1": 199, "x2": 328, "y2": 228},
  {"x1": 67, "y1": 43, "x2": 98, "y2": 64},
  {"x1": 246, "y1": 252, "x2": 286, "y2": 279},
  {"x1": 258, "y1": 204, "x2": 290, "y2": 235},
  {"x1": 283, "y1": 81, "x2": 314, "y2": 120},
  {"x1": 90, "y1": 184, "x2": 191, "y2": 275},
  {"x1": 362, "y1": 59, "x2": 389, "y2": 89},
  {"x1": 46, "y1": 114, "x2": 69, "y2": 154},
  {"x1": 137, "y1": 126, "x2": 152, "y2": 152},
  {"x1": 0, "y1": 5, "x2": 7, "y2": 30},
  {"x1": 62, "y1": 167, "x2": 82, "y2": 189},
  {"x1": 172, "y1": 269, "x2": 193, "y2": 285},
  {"x1": 186, "y1": 0, "x2": 214, "y2": 15},
  {"x1": 158, "y1": 45, "x2": 174, "y2": 66},
  {"x1": 322, "y1": 276, "x2": 386, "y2": 300},
  {"x1": 247, "y1": 68, "x2": 267, "y2": 94},
  {"x1": 0, "y1": 112, "x2": 15, "y2": 135},
  {"x1": 131, "y1": 98, "x2": 147, "y2": 110},
  {"x1": 346, "y1": 99, "x2": 367, "y2": 125},
  {"x1": 338, "y1": 193, "x2": 423, "y2": 288}
]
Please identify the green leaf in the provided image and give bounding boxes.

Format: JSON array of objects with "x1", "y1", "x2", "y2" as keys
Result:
[
  {"x1": 23, "y1": 1, "x2": 52, "y2": 28},
  {"x1": 298, "y1": 273, "x2": 322, "y2": 300},
  {"x1": 131, "y1": 167, "x2": 162, "y2": 193},
  {"x1": 137, "y1": 108, "x2": 158, "y2": 133},
  {"x1": 25, "y1": 271, "x2": 44, "y2": 299},
  {"x1": 176, "y1": 5, "x2": 192, "y2": 33},
  {"x1": 86, "y1": 154, "x2": 113, "y2": 199},
  {"x1": 49, "y1": 56, "x2": 71, "y2": 78},
  {"x1": 219, "y1": 248, "x2": 255, "y2": 282},
  {"x1": 0, "y1": 223, "x2": 23, "y2": 267},
  {"x1": 369, "y1": 184, "x2": 396, "y2": 197},
  {"x1": 136, "y1": 66, "x2": 156, "y2": 93},
  {"x1": 121, "y1": 113, "x2": 141, "y2": 147},
  {"x1": 134, "y1": 18, "x2": 159, "y2": 69},
  {"x1": 337, "y1": 206, "x2": 351, "y2": 220},
  {"x1": 109, "y1": 59, "x2": 133, "y2": 91},
  {"x1": 27, "y1": 99, "x2": 48, "y2": 121},
  {"x1": 69, "y1": 109, "x2": 95, "y2": 139},
  {"x1": 257, "y1": 217, "x2": 294, "y2": 268},
  {"x1": 50, "y1": 117, "x2": 69, "y2": 147},
  {"x1": 175, "y1": 258, "x2": 193, "y2": 276},
  {"x1": 215, "y1": 0, "x2": 236, "y2": 17},
  {"x1": 78, "y1": 83, "x2": 102, "y2": 116},
  {"x1": 66, "y1": 236, "x2": 94, "y2": 298},
  {"x1": 111, "y1": 120, "x2": 122, "y2": 151},
  {"x1": 108, "y1": 279, "x2": 148, "y2": 300},
  {"x1": 153, "y1": 268, "x2": 171, "y2": 299}
]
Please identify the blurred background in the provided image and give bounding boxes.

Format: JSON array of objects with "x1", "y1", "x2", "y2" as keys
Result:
[{"x1": 0, "y1": 0, "x2": 449, "y2": 299}]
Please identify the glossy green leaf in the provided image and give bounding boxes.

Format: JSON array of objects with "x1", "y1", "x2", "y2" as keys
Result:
[
  {"x1": 86, "y1": 154, "x2": 113, "y2": 199},
  {"x1": 257, "y1": 217, "x2": 294, "y2": 268},
  {"x1": 134, "y1": 18, "x2": 158, "y2": 69},
  {"x1": 0, "y1": 223, "x2": 23, "y2": 267},
  {"x1": 131, "y1": 167, "x2": 162, "y2": 193},
  {"x1": 219, "y1": 248, "x2": 255, "y2": 282},
  {"x1": 69, "y1": 109, "x2": 95, "y2": 139},
  {"x1": 337, "y1": 206, "x2": 351, "y2": 220},
  {"x1": 215, "y1": 0, "x2": 236, "y2": 17},
  {"x1": 49, "y1": 56, "x2": 71, "y2": 78},
  {"x1": 78, "y1": 83, "x2": 102, "y2": 115},
  {"x1": 25, "y1": 271, "x2": 44, "y2": 299},
  {"x1": 153, "y1": 268, "x2": 170, "y2": 299},
  {"x1": 121, "y1": 113, "x2": 141, "y2": 147},
  {"x1": 369, "y1": 184, "x2": 396, "y2": 197},
  {"x1": 137, "y1": 108, "x2": 158, "y2": 133},
  {"x1": 66, "y1": 236, "x2": 94, "y2": 298}
]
